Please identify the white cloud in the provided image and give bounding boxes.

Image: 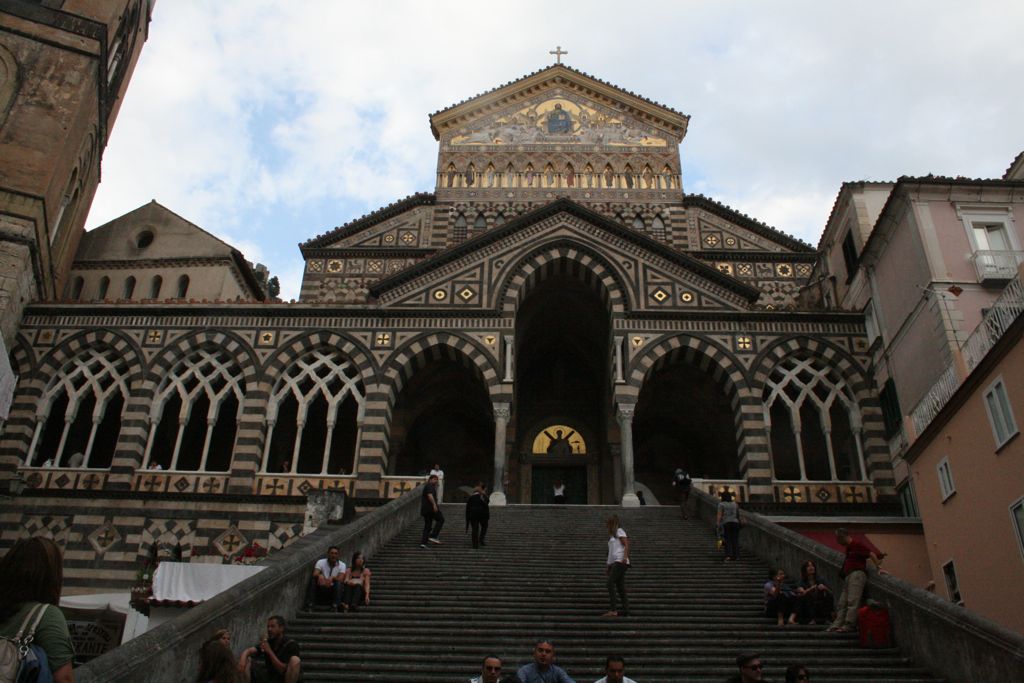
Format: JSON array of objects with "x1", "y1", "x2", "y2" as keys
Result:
[{"x1": 87, "y1": 0, "x2": 1024, "y2": 294}]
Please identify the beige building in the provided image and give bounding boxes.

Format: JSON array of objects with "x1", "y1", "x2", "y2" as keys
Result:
[{"x1": 0, "y1": 1, "x2": 153, "y2": 344}]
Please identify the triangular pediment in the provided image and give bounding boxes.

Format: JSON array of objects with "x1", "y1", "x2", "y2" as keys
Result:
[
  {"x1": 370, "y1": 199, "x2": 759, "y2": 313},
  {"x1": 430, "y1": 64, "x2": 689, "y2": 145}
]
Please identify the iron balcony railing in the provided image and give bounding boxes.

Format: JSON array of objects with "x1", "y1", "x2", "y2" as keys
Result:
[{"x1": 970, "y1": 250, "x2": 1024, "y2": 283}]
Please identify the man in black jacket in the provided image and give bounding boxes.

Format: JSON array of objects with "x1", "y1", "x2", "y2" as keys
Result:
[
  {"x1": 465, "y1": 481, "x2": 490, "y2": 549},
  {"x1": 420, "y1": 474, "x2": 444, "y2": 547}
]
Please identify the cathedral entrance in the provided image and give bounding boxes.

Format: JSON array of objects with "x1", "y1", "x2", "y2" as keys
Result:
[
  {"x1": 512, "y1": 258, "x2": 611, "y2": 503},
  {"x1": 388, "y1": 348, "x2": 494, "y2": 501},
  {"x1": 633, "y1": 348, "x2": 740, "y2": 503}
]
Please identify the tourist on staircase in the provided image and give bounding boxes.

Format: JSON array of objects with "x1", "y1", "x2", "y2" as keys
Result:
[
  {"x1": 429, "y1": 463, "x2": 445, "y2": 501},
  {"x1": 238, "y1": 615, "x2": 301, "y2": 683},
  {"x1": 717, "y1": 491, "x2": 741, "y2": 561},
  {"x1": 783, "y1": 664, "x2": 811, "y2": 682},
  {"x1": 303, "y1": 545, "x2": 345, "y2": 611},
  {"x1": 827, "y1": 528, "x2": 885, "y2": 633},
  {"x1": 672, "y1": 468, "x2": 692, "y2": 519},
  {"x1": 517, "y1": 640, "x2": 576, "y2": 683},
  {"x1": 465, "y1": 481, "x2": 491, "y2": 548},
  {"x1": 339, "y1": 550, "x2": 371, "y2": 612},
  {"x1": 420, "y1": 474, "x2": 444, "y2": 548},
  {"x1": 603, "y1": 515, "x2": 630, "y2": 618},
  {"x1": 794, "y1": 560, "x2": 832, "y2": 624},
  {"x1": 0, "y1": 537, "x2": 74, "y2": 683},
  {"x1": 592, "y1": 654, "x2": 638, "y2": 683},
  {"x1": 196, "y1": 639, "x2": 244, "y2": 683},
  {"x1": 553, "y1": 480, "x2": 567, "y2": 504},
  {"x1": 764, "y1": 568, "x2": 797, "y2": 626},
  {"x1": 469, "y1": 654, "x2": 504, "y2": 683},
  {"x1": 726, "y1": 652, "x2": 764, "y2": 683}
]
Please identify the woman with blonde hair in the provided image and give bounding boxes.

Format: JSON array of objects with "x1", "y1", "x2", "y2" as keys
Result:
[
  {"x1": 0, "y1": 536, "x2": 74, "y2": 683},
  {"x1": 603, "y1": 514, "x2": 630, "y2": 617}
]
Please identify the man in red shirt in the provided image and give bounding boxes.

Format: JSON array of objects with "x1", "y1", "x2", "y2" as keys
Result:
[{"x1": 827, "y1": 527, "x2": 884, "y2": 633}]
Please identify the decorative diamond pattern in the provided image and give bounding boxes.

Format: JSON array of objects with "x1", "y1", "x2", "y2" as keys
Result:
[
  {"x1": 307, "y1": 260, "x2": 323, "y2": 272},
  {"x1": 174, "y1": 477, "x2": 191, "y2": 493},
  {"x1": 651, "y1": 287, "x2": 669, "y2": 303},
  {"x1": 432, "y1": 289, "x2": 447, "y2": 301},
  {"x1": 400, "y1": 232, "x2": 416, "y2": 244},
  {"x1": 458, "y1": 287, "x2": 476, "y2": 301},
  {"x1": 815, "y1": 487, "x2": 832, "y2": 502},
  {"x1": 88, "y1": 523, "x2": 121, "y2": 554},
  {"x1": 680, "y1": 292, "x2": 694, "y2": 303},
  {"x1": 297, "y1": 481, "x2": 313, "y2": 496},
  {"x1": 213, "y1": 526, "x2": 248, "y2": 557},
  {"x1": 54, "y1": 473, "x2": 71, "y2": 488}
]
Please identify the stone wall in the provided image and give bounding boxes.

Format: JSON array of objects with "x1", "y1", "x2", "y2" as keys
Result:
[
  {"x1": 75, "y1": 486, "x2": 423, "y2": 683},
  {"x1": 691, "y1": 489, "x2": 1024, "y2": 683}
]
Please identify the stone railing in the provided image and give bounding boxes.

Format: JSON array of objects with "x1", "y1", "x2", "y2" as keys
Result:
[
  {"x1": 74, "y1": 486, "x2": 425, "y2": 683},
  {"x1": 909, "y1": 363, "x2": 959, "y2": 437},
  {"x1": 691, "y1": 488, "x2": 1024, "y2": 682},
  {"x1": 690, "y1": 478, "x2": 749, "y2": 501}
]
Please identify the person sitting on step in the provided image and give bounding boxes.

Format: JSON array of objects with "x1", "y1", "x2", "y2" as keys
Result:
[
  {"x1": 592, "y1": 654, "x2": 638, "y2": 683},
  {"x1": 517, "y1": 640, "x2": 576, "y2": 683},
  {"x1": 793, "y1": 560, "x2": 832, "y2": 624},
  {"x1": 238, "y1": 615, "x2": 301, "y2": 683},
  {"x1": 470, "y1": 654, "x2": 504, "y2": 683},
  {"x1": 764, "y1": 568, "x2": 797, "y2": 626},
  {"x1": 339, "y1": 550, "x2": 371, "y2": 612},
  {"x1": 725, "y1": 652, "x2": 764, "y2": 683},
  {"x1": 303, "y1": 545, "x2": 345, "y2": 611}
]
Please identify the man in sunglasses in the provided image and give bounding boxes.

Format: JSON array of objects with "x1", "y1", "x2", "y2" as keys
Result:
[
  {"x1": 726, "y1": 652, "x2": 765, "y2": 683},
  {"x1": 470, "y1": 654, "x2": 504, "y2": 683}
]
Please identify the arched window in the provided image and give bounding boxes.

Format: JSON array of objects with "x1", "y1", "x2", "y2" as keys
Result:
[
  {"x1": 494, "y1": 211, "x2": 506, "y2": 226},
  {"x1": 763, "y1": 355, "x2": 866, "y2": 482},
  {"x1": 68, "y1": 276, "x2": 84, "y2": 301},
  {"x1": 262, "y1": 348, "x2": 365, "y2": 476},
  {"x1": 97, "y1": 276, "x2": 110, "y2": 300},
  {"x1": 122, "y1": 276, "x2": 136, "y2": 300},
  {"x1": 176, "y1": 275, "x2": 190, "y2": 298},
  {"x1": 28, "y1": 346, "x2": 130, "y2": 468},
  {"x1": 453, "y1": 213, "x2": 467, "y2": 242},
  {"x1": 149, "y1": 275, "x2": 163, "y2": 299},
  {"x1": 632, "y1": 214, "x2": 645, "y2": 231},
  {"x1": 473, "y1": 213, "x2": 486, "y2": 233},
  {"x1": 143, "y1": 346, "x2": 245, "y2": 472},
  {"x1": 651, "y1": 215, "x2": 666, "y2": 241}
]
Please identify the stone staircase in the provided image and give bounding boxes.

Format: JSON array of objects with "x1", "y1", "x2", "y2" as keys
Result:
[{"x1": 289, "y1": 505, "x2": 943, "y2": 682}]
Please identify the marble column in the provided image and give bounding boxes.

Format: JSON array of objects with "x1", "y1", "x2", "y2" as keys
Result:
[
  {"x1": 490, "y1": 402, "x2": 510, "y2": 506},
  {"x1": 617, "y1": 404, "x2": 640, "y2": 507}
]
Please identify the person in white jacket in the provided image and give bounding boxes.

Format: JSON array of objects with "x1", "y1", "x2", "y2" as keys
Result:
[{"x1": 593, "y1": 655, "x2": 638, "y2": 683}]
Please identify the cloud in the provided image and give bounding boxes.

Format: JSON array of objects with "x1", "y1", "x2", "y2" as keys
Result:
[{"x1": 87, "y1": 0, "x2": 1024, "y2": 293}]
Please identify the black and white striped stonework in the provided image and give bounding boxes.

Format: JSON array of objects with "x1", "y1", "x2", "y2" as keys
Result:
[{"x1": 289, "y1": 505, "x2": 941, "y2": 682}]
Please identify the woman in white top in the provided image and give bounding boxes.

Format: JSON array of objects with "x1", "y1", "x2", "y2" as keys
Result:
[{"x1": 603, "y1": 514, "x2": 630, "y2": 617}]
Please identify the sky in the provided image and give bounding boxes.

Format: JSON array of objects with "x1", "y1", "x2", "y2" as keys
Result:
[{"x1": 86, "y1": 1, "x2": 1024, "y2": 300}]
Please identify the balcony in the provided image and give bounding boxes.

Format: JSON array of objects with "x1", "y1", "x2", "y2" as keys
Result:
[{"x1": 970, "y1": 250, "x2": 1024, "y2": 284}]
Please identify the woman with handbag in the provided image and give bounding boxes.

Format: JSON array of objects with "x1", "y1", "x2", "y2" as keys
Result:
[{"x1": 0, "y1": 536, "x2": 75, "y2": 683}]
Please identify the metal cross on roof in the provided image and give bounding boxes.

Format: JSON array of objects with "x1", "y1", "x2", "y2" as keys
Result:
[{"x1": 549, "y1": 45, "x2": 568, "y2": 64}]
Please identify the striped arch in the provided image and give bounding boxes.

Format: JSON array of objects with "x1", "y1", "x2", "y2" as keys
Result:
[
  {"x1": 8, "y1": 334, "x2": 35, "y2": 378},
  {"x1": 751, "y1": 336, "x2": 893, "y2": 494},
  {"x1": 496, "y1": 238, "x2": 631, "y2": 316},
  {"x1": 261, "y1": 330, "x2": 376, "y2": 384},
  {"x1": 625, "y1": 334, "x2": 747, "y2": 402},
  {"x1": 623, "y1": 334, "x2": 758, "y2": 487},
  {"x1": 380, "y1": 333, "x2": 501, "y2": 408},
  {"x1": 148, "y1": 329, "x2": 259, "y2": 386},
  {"x1": 35, "y1": 328, "x2": 144, "y2": 382}
]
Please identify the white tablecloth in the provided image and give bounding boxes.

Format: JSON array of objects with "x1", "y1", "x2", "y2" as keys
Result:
[{"x1": 151, "y1": 562, "x2": 265, "y2": 603}]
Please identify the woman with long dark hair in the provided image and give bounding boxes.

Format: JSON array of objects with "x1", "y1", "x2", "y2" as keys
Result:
[
  {"x1": 340, "y1": 551, "x2": 372, "y2": 612},
  {"x1": 196, "y1": 640, "x2": 244, "y2": 683},
  {"x1": 0, "y1": 536, "x2": 75, "y2": 683},
  {"x1": 794, "y1": 560, "x2": 833, "y2": 624}
]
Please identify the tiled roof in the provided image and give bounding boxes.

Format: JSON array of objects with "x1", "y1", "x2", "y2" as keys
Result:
[
  {"x1": 300, "y1": 193, "x2": 436, "y2": 250},
  {"x1": 430, "y1": 63, "x2": 688, "y2": 123},
  {"x1": 682, "y1": 194, "x2": 814, "y2": 253},
  {"x1": 816, "y1": 181, "x2": 895, "y2": 250},
  {"x1": 1003, "y1": 150, "x2": 1024, "y2": 180}
]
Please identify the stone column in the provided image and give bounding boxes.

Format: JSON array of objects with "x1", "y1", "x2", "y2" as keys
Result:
[
  {"x1": 503, "y1": 336, "x2": 514, "y2": 382},
  {"x1": 617, "y1": 404, "x2": 640, "y2": 507},
  {"x1": 490, "y1": 402, "x2": 510, "y2": 506}
]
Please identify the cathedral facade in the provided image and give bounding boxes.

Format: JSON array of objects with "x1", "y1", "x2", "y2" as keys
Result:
[{"x1": 0, "y1": 65, "x2": 894, "y2": 589}]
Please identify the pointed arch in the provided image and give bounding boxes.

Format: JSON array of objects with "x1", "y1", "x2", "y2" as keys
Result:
[
  {"x1": 565, "y1": 162, "x2": 575, "y2": 187},
  {"x1": 453, "y1": 213, "x2": 468, "y2": 242},
  {"x1": 632, "y1": 214, "x2": 645, "y2": 231},
  {"x1": 623, "y1": 164, "x2": 635, "y2": 189},
  {"x1": 603, "y1": 164, "x2": 615, "y2": 188},
  {"x1": 149, "y1": 275, "x2": 162, "y2": 299},
  {"x1": 544, "y1": 162, "x2": 556, "y2": 188},
  {"x1": 465, "y1": 162, "x2": 476, "y2": 187},
  {"x1": 651, "y1": 214, "x2": 666, "y2": 241},
  {"x1": 97, "y1": 276, "x2": 110, "y2": 300},
  {"x1": 584, "y1": 163, "x2": 594, "y2": 188},
  {"x1": 485, "y1": 163, "x2": 496, "y2": 187},
  {"x1": 446, "y1": 163, "x2": 457, "y2": 188},
  {"x1": 473, "y1": 212, "x2": 487, "y2": 233},
  {"x1": 122, "y1": 276, "x2": 136, "y2": 300},
  {"x1": 381, "y1": 333, "x2": 501, "y2": 410},
  {"x1": 505, "y1": 162, "x2": 515, "y2": 188}
]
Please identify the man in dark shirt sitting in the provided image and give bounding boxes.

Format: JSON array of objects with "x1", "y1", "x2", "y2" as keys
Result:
[{"x1": 239, "y1": 615, "x2": 301, "y2": 683}]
